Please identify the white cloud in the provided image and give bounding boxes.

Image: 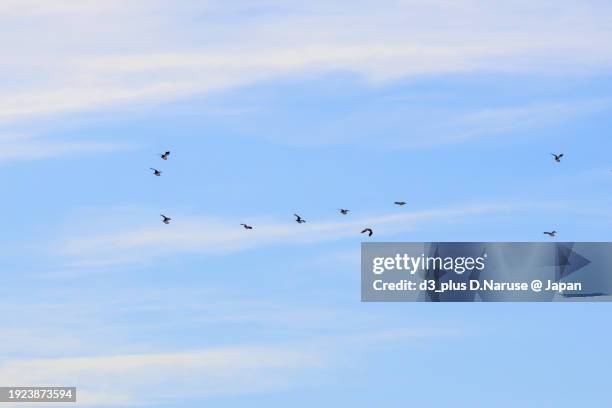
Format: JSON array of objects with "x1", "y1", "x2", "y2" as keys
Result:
[
  {"x1": 0, "y1": 323, "x2": 465, "y2": 406},
  {"x1": 290, "y1": 96, "x2": 611, "y2": 149},
  {"x1": 0, "y1": 0, "x2": 131, "y2": 15},
  {"x1": 53, "y1": 198, "x2": 612, "y2": 267},
  {"x1": 56, "y1": 204, "x2": 513, "y2": 265},
  {"x1": 1, "y1": 0, "x2": 612, "y2": 126},
  {"x1": 0, "y1": 0, "x2": 610, "y2": 161},
  {"x1": 0, "y1": 133, "x2": 132, "y2": 164},
  {"x1": 0, "y1": 134, "x2": 130, "y2": 163},
  {"x1": 425, "y1": 98, "x2": 612, "y2": 146},
  {"x1": 0, "y1": 347, "x2": 321, "y2": 405}
]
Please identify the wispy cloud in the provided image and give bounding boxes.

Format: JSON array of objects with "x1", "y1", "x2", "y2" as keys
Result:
[
  {"x1": 294, "y1": 97, "x2": 611, "y2": 149},
  {"x1": 424, "y1": 98, "x2": 612, "y2": 147},
  {"x1": 0, "y1": 326, "x2": 463, "y2": 406},
  {"x1": 1, "y1": 0, "x2": 612, "y2": 125},
  {"x1": 0, "y1": 133, "x2": 130, "y2": 164},
  {"x1": 0, "y1": 347, "x2": 322, "y2": 406},
  {"x1": 57, "y1": 204, "x2": 511, "y2": 263},
  {"x1": 0, "y1": 0, "x2": 608, "y2": 161},
  {"x1": 52, "y1": 198, "x2": 612, "y2": 267},
  {"x1": 0, "y1": 0, "x2": 134, "y2": 15}
]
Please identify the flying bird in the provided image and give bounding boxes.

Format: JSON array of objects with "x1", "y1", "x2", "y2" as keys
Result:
[
  {"x1": 543, "y1": 231, "x2": 557, "y2": 238},
  {"x1": 150, "y1": 168, "x2": 162, "y2": 176},
  {"x1": 551, "y1": 153, "x2": 563, "y2": 163},
  {"x1": 338, "y1": 209, "x2": 349, "y2": 215},
  {"x1": 240, "y1": 224, "x2": 253, "y2": 230},
  {"x1": 294, "y1": 214, "x2": 306, "y2": 224},
  {"x1": 160, "y1": 151, "x2": 171, "y2": 160},
  {"x1": 394, "y1": 201, "x2": 406, "y2": 206},
  {"x1": 361, "y1": 228, "x2": 373, "y2": 237},
  {"x1": 160, "y1": 214, "x2": 171, "y2": 224}
]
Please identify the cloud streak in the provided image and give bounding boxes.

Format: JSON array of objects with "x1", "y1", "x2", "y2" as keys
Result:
[
  {"x1": 0, "y1": 347, "x2": 322, "y2": 406},
  {"x1": 0, "y1": 0, "x2": 609, "y2": 162},
  {"x1": 0, "y1": 134, "x2": 130, "y2": 164},
  {"x1": 56, "y1": 204, "x2": 516, "y2": 265},
  {"x1": 2, "y1": 0, "x2": 612, "y2": 125},
  {"x1": 0, "y1": 326, "x2": 462, "y2": 406}
]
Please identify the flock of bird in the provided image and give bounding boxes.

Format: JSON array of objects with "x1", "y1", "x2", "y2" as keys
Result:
[{"x1": 151, "y1": 150, "x2": 565, "y2": 239}]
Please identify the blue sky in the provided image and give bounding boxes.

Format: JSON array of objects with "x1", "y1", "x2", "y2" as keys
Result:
[{"x1": 1, "y1": 1, "x2": 612, "y2": 406}]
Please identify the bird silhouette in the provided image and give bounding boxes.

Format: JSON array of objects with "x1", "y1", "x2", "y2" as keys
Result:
[
  {"x1": 338, "y1": 209, "x2": 349, "y2": 215},
  {"x1": 543, "y1": 231, "x2": 557, "y2": 237},
  {"x1": 150, "y1": 168, "x2": 162, "y2": 176},
  {"x1": 361, "y1": 228, "x2": 373, "y2": 237},
  {"x1": 241, "y1": 223, "x2": 253, "y2": 230},
  {"x1": 160, "y1": 151, "x2": 170, "y2": 160},
  {"x1": 161, "y1": 214, "x2": 172, "y2": 224},
  {"x1": 294, "y1": 214, "x2": 306, "y2": 223},
  {"x1": 551, "y1": 153, "x2": 563, "y2": 163},
  {"x1": 394, "y1": 201, "x2": 406, "y2": 206}
]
